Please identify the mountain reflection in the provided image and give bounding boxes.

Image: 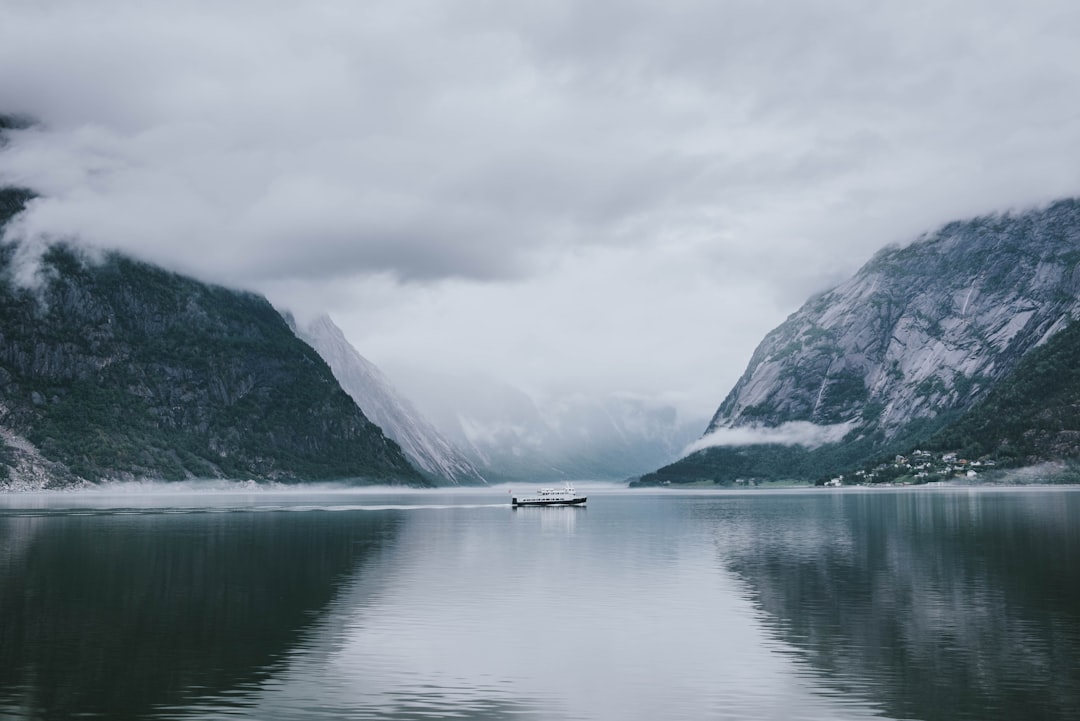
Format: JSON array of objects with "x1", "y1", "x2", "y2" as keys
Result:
[
  {"x1": 712, "y1": 490, "x2": 1080, "y2": 721},
  {"x1": 0, "y1": 508, "x2": 399, "y2": 720}
]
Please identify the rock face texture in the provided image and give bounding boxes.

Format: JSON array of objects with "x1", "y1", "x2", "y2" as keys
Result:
[
  {"x1": 646, "y1": 198, "x2": 1080, "y2": 484},
  {"x1": 0, "y1": 188, "x2": 422, "y2": 489},
  {"x1": 713, "y1": 198, "x2": 1080, "y2": 438},
  {"x1": 924, "y1": 316, "x2": 1080, "y2": 467},
  {"x1": 291, "y1": 314, "x2": 487, "y2": 485}
]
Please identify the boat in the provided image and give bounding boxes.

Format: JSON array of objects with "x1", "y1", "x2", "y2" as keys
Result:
[{"x1": 511, "y1": 483, "x2": 587, "y2": 507}]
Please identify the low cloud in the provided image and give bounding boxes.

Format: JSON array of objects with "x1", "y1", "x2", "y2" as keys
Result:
[
  {"x1": 684, "y1": 421, "x2": 856, "y2": 455},
  {"x1": 2, "y1": 1, "x2": 1080, "y2": 421}
]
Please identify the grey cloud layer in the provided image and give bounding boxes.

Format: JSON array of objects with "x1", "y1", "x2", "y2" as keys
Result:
[
  {"x1": 3, "y1": 1, "x2": 1079, "y2": 284},
  {"x1": 2, "y1": 0, "x2": 1079, "y2": 414}
]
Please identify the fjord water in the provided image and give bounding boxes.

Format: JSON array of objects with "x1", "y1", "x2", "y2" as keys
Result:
[{"x1": 1, "y1": 488, "x2": 1078, "y2": 720}]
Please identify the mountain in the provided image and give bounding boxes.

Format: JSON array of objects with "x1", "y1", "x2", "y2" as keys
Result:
[
  {"x1": 395, "y1": 370, "x2": 703, "y2": 482},
  {"x1": 922, "y1": 315, "x2": 1080, "y2": 467},
  {"x1": 289, "y1": 314, "x2": 487, "y2": 485},
  {"x1": 0, "y1": 187, "x2": 423, "y2": 489},
  {"x1": 642, "y1": 198, "x2": 1080, "y2": 485}
]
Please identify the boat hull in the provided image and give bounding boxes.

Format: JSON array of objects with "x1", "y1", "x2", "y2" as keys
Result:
[{"x1": 511, "y1": 497, "x2": 587, "y2": 507}]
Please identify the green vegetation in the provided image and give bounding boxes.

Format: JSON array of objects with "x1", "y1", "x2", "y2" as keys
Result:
[
  {"x1": 0, "y1": 187, "x2": 35, "y2": 228},
  {"x1": 0, "y1": 190, "x2": 424, "y2": 486},
  {"x1": 635, "y1": 432, "x2": 891, "y2": 487},
  {"x1": 801, "y1": 320, "x2": 1080, "y2": 486},
  {"x1": 922, "y1": 318, "x2": 1080, "y2": 466},
  {"x1": 816, "y1": 372, "x2": 868, "y2": 423}
]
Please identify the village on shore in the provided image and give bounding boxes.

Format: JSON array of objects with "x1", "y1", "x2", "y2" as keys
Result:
[{"x1": 821, "y1": 450, "x2": 995, "y2": 487}]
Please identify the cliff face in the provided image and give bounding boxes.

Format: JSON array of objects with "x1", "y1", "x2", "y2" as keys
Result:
[
  {"x1": 924, "y1": 316, "x2": 1080, "y2": 467},
  {"x1": 712, "y1": 198, "x2": 1080, "y2": 437},
  {"x1": 0, "y1": 189, "x2": 422, "y2": 489},
  {"x1": 290, "y1": 314, "x2": 487, "y2": 486},
  {"x1": 646, "y1": 199, "x2": 1080, "y2": 484}
]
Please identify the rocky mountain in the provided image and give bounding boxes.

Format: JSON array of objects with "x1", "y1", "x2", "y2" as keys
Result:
[
  {"x1": 289, "y1": 314, "x2": 487, "y2": 485},
  {"x1": 0, "y1": 187, "x2": 423, "y2": 489},
  {"x1": 642, "y1": 198, "x2": 1080, "y2": 485},
  {"x1": 923, "y1": 314, "x2": 1080, "y2": 468}
]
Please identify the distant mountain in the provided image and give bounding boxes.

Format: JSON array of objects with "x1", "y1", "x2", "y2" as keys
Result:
[
  {"x1": 398, "y1": 371, "x2": 703, "y2": 483},
  {"x1": 289, "y1": 314, "x2": 487, "y2": 485},
  {"x1": 642, "y1": 198, "x2": 1080, "y2": 485},
  {"x1": 0, "y1": 187, "x2": 423, "y2": 489}
]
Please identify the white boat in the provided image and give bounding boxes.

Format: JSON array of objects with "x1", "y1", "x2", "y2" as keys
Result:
[{"x1": 511, "y1": 483, "x2": 587, "y2": 507}]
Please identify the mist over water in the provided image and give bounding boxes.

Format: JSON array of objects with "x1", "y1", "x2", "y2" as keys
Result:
[{"x1": 1, "y1": 487, "x2": 1077, "y2": 720}]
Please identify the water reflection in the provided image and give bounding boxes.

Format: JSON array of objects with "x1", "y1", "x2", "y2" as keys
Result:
[
  {"x1": 711, "y1": 489, "x2": 1080, "y2": 721},
  {"x1": 204, "y1": 495, "x2": 891, "y2": 721},
  {"x1": 3, "y1": 489, "x2": 1077, "y2": 720},
  {"x1": 0, "y1": 506, "x2": 400, "y2": 720}
]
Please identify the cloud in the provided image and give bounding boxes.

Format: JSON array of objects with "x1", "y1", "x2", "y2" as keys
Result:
[
  {"x1": 0, "y1": 0, "x2": 713, "y2": 287},
  {"x1": 2, "y1": 0, "x2": 1080, "y2": 423},
  {"x1": 683, "y1": 421, "x2": 857, "y2": 455}
]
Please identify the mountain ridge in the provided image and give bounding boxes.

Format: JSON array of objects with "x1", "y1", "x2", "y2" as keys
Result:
[
  {"x1": 643, "y1": 198, "x2": 1080, "y2": 485},
  {"x1": 289, "y1": 314, "x2": 487, "y2": 486},
  {"x1": 392, "y1": 369, "x2": 704, "y2": 483},
  {"x1": 0, "y1": 187, "x2": 424, "y2": 489}
]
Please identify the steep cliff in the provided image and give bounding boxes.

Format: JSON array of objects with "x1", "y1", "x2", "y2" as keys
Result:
[
  {"x1": 644, "y1": 199, "x2": 1080, "y2": 484},
  {"x1": 290, "y1": 314, "x2": 487, "y2": 485},
  {"x1": 923, "y1": 315, "x2": 1080, "y2": 467},
  {"x1": 0, "y1": 188, "x2": 423, "y2": 489}
]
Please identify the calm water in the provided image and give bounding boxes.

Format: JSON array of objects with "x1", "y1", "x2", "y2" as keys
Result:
[{"x1": 1, "y1": 486, "x2": 1078, "y2": 720}]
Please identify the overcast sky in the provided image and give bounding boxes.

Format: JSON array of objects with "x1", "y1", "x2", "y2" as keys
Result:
[{"x1": 3, "y1": 0, "x2": 1080, "y2": 424}]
